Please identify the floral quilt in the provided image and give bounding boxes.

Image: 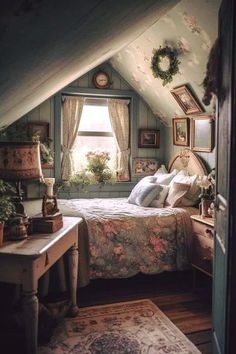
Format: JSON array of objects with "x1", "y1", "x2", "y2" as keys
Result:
[{"x1": 58, "y1": 198, "x2": 197, "y2": 281}]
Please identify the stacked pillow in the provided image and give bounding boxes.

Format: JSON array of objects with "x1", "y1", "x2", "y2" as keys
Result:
[
  {"x1": 154, "y1": 169, "x2": 178, "y2": 185},
  {"x1": 154, "y1": 164, "x2": 168, "y2": 174},
  {"x1": 150, "y1": 185, "x2": 169, "y2": 208},
  {"x1": 128, "y1": 168, "x2": 177, "y2": 207},
  {"x1": 167, "y1": 173, "x2": 200, "y2": 206},
  {"x1": 165, "y1": 182, "x2": 190, "y2": 207},
  {"x1": 128, "y1": 166, "x2": 200, "y2": 208},
  {"x1": 128, "y1": 176, "x2": 163, "y2": 207}
]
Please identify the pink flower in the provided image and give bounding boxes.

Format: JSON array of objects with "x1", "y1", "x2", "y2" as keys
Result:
[
  {"x1": 90, "y1": 245, "x2": 99, "y2": 257},
  {"x1": 104, "y1": 221, "x2": 115, "y2": 236},
  {"x1": 120, "y1": 267, "x2": 128, "y2": 274},
  {"x1": 150, "y1": 236, "x2": 164, "y2": 253},
  {"x1": 152, "y1": 226, "x2": 161, "y2": 234},
  {"x1": 113, "y1": 244, "x2": 124, "y2": 255},
  {"x1": 189, "y1": 15, "x2": 197, "y2": 26}
]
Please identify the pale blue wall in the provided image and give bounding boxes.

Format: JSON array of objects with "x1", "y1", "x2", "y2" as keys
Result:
[
  {"x1": 4, "y1": 63, "x2": 164, "y2": 198},
  {"x1": 163, "y1": 126, "x2": 215, "y2": 171}
]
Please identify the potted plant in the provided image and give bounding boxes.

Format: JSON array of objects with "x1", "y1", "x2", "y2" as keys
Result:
[{"x1": 0, "y1": 179, "x2": 16, "y2": 246}]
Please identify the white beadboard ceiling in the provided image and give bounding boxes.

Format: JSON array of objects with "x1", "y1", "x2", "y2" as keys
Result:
[
  {"x1": 0, "y1": 0, "x2": 178, "y2": 129},
  {"x1": 0, "y1": 0, "x2": 220, "y2": 129},
  {"x1": 110, "y1": 0, "x2": 221, "y2": 126}
]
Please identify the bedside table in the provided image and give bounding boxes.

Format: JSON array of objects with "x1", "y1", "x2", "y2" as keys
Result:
[{"x1": 190, "y1": 215, "x2": 214, "y2": 277}]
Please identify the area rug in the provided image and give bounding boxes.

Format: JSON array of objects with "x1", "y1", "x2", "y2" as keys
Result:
[{"x1": 38, "y1": 299, "x2": 200, "y2": 354}]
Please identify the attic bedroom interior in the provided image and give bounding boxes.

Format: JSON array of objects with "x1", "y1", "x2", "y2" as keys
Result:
[{"x1": 1, "y1": 0, "x2": 236, "y2": 353}]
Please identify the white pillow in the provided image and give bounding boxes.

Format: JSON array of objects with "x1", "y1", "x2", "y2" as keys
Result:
[
  {"x1": 176, "y1": 169, "x2": 189, "y2": 176},
  {"x1": 136, "y1": 175, "x2": 157, "y2": 184},
  {"x1": 155, "y1": 169, "x2": 178, "y2": 185},
  {"x1": 165, "y1": 182, "x2": 190, "y2": 207},
  {"x1": 150, "y1": 185, "x2": 169, "y2": 208},
  {"x1": 128, "y1": 179, "x2": 162, "y2": 207},
  {"x1": 170, "y1": 174, "x2": 200, "y2": 206},
  {"x1": 154, "y1": 165, "x2": 168, "y2": 175}
]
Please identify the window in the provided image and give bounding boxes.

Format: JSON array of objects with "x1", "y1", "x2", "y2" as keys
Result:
[{"x1": 72, "y1": 98, "x2": 117, "y2": 172}]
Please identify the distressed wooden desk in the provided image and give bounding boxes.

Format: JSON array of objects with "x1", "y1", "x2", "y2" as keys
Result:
[{"x1": 0, "y1": 216, "x2": 82, "y2": 354}]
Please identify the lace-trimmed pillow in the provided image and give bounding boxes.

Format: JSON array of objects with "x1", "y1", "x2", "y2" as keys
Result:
[
  {"x1": 154, "y1": 169, "x2": 178, "y2": 185},
  {"x1": 170, "y1": 174, "x2": 200, "y2": 206},
  {"x1": 165, "y1": 182, "x2": 190, "y2": 207},
  {"x1": 154, "y1": 165, "x2": 168, "y2": 174}
]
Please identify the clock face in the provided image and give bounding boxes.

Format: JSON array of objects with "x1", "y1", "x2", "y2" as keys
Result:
[{"x1": 94, "y1": 71, "x2": 109, "y2": 88}]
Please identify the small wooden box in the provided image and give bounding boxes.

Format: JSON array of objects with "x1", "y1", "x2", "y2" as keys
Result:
[{"x1": 31, "y1": 213, "x2": 63, "y2": 233}]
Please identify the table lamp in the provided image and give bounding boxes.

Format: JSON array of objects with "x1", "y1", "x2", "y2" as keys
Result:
[{"x1": 0, "y1": 141, "x2": 43, "y2": 217}]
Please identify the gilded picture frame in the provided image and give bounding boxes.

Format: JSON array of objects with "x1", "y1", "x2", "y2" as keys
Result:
[
  {"x1": 28, "y1": 121, "x2": 49, "y2": 142},
  {"x1": 132, "y1": 158, "x2": 159, "y2": 176},
  {"x1": 191, "y1": 115, "x2": 215, "y2": 152},
  {"x1": 170, "y1": 85, "x2": 204, "y2": 115},
  {"x1": 172, "y1": 117, "x2": 190, "y2": 146},
  {"x1": 138, "y1": 129, "x2": 160, "y2": 148}
]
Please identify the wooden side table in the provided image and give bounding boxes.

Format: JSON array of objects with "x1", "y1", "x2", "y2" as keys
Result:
[
  {"x1": 189, "y1": 215, "x2": 214, "y2": 278},
  {"x1": 0, "y1": 216, "x2": 82, "y2": 354}
]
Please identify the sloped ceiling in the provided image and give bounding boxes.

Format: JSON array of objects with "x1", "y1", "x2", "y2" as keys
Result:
[
  {"x1": 110, "y1": 0, "x2": 221, "y2": 126},
  {"x1": 0, "y1": 0, "x2": 179, "y2": 129}
]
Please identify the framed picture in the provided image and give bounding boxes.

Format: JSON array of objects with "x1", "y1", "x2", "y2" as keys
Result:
[
  {"x1": 138, "y1": 129, "x2": 160, "y2": 148},
  {"x1": 191, "y1": 116, "x2": 215, "y2": 152},
  {"x1": 172, "y1": 117, "x2": 190, "y2": 146},
  {"x1": 132, "y1": 158, "x2": 159, "y2": 176},
  {"x1": 170, "y1": 85, "x2": 204, "y2": 115},
  {"x1": 28, "y1": 121, "x2": 49, "y2": 142}
]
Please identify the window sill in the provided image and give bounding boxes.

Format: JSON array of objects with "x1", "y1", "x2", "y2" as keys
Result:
[{"x1": 58, "y1": 181, "x2": 136, "y2": 199}]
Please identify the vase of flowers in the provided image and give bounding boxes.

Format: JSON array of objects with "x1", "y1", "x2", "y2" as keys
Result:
[
  {"x1": 86, "y1": 150, "x2": 113, "y2": 184},
  {"x1": 196, "y1": 175, "x2": 213, "y2": 218}
]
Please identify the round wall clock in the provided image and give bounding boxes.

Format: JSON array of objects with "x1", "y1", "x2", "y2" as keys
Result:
[{"x1": 93, "y1": 70, "x2": 110, "y2": 89}]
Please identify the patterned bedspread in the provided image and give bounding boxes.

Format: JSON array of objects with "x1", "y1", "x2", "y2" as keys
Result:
[{"x1": 58, "y1": 198, "x2": 197, "y2": 283}]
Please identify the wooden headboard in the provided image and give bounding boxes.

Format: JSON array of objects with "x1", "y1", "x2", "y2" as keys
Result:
[{"x1": 168, "y1": 149, "x2": 208, "y2": 176}]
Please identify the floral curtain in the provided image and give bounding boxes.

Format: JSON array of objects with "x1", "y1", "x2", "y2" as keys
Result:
[
  {"x1": 108, "y1": 98, "x2": 130, "y2": 181},
  {"x1": 61, "y1": 96, "x2": 84, "y2": 180}
]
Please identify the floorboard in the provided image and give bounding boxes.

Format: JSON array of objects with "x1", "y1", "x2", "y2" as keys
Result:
[{"x1": 0, "y1": 270, "x2": 212, "y2": 353}]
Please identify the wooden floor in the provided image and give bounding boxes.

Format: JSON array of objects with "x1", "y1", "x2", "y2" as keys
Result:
[
  {"x1": 77, "y1": 270, "x2": 212, "y2": 353},
  {"x1": 0, "y1": 270, "x2": 212, "y2": 353}
]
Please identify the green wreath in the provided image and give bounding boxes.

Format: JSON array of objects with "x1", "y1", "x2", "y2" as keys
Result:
[{"x1": 151, "y1": 46, "x2": 180, "y2": 86}]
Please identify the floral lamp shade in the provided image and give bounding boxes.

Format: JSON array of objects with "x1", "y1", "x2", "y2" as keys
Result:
[{"x1": 0, "y1": 141, "x2": 43, "y2": 181}]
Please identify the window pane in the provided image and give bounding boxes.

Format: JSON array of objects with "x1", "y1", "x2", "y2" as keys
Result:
[
  {"x1": 79, "y1": 104, "x2": 112, "y2": 132},
  {"x1": 73, "y1": 136, "x2": 117, "y2": 172}
]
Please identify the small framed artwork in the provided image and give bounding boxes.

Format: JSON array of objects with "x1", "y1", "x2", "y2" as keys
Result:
[
  {"x1": 132, "y1": 158, "x2": 159, "y2": 176},
  {"x1": 172, "y1": 117, "x2": 190, "y2": 146},
  {"x1": 170, "y1": 85, "x2": 204, "y2": 115},
  {"x1": 138, "y1": 129, "x2": 160, "y2": 148},
  {"x1": 191, "y1": 115, "x2": 215, "y2": 152},
  {"x1": 28, "y1": 121, "x2": 49, "y2": 142}
]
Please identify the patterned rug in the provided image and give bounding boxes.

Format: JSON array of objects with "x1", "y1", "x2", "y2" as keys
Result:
[{"x1": 38, "y1": 299, "x2": 200, "y2": 354}]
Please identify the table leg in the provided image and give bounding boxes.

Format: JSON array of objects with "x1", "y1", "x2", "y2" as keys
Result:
[
  {"x1": 192, "y1": 267, "x2": 197, "y2": 292},
  {"x1": 68, "y1": 243, "x2": 79, "y2": 317},
  {"x1": 22, "y1": 289, "x2": 39, "y2": 354}
]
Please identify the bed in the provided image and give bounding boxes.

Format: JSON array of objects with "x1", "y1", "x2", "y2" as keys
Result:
[{"x1": 58, "y1": 149, "x2": 208, "y2": 287}]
